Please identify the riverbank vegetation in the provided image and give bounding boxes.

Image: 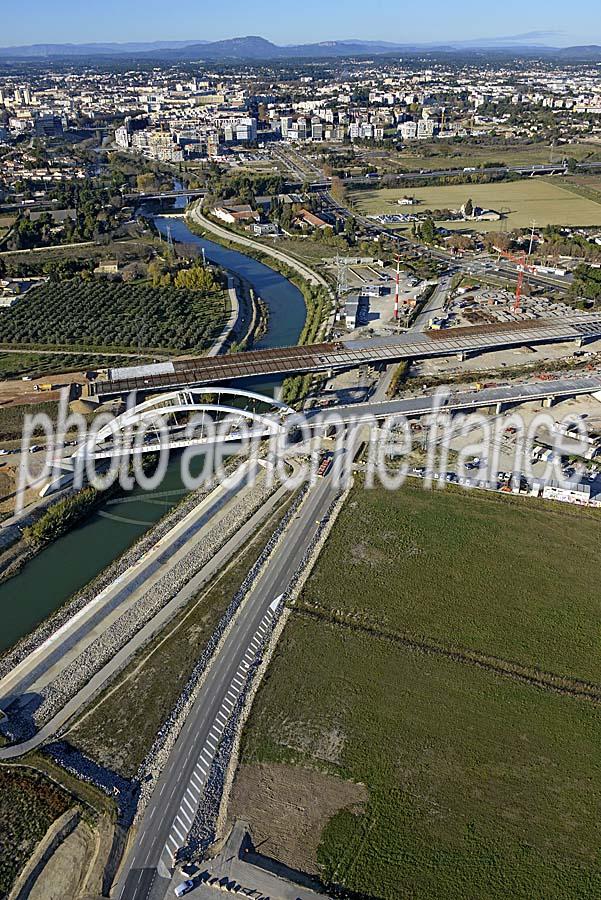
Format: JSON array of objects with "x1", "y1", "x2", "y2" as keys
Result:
[
  {"x1": 23, "y1": 487, "x2": 103, "y2": 548},
  {"x1": 184, "y1": 210, "x2": 334, "y2": 404},
  {"x1": 281, "y1": 284, "x2": 331, "y2": 404},
  {"x1": 238, "y1": 480, "x2": 601, "y2": 898}
]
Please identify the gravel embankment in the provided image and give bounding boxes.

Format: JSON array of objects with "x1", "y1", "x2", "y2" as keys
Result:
[
  {"x1": 28, "y1": 479, "x2": 277, "y2": 730},
  {"x1": 0, "y1": 461, "x2": 242, "y2": 681}
]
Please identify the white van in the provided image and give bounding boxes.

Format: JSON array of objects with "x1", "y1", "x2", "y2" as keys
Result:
[{"x1": 174, "y1": 881, "x2": 194, "y2": 897}]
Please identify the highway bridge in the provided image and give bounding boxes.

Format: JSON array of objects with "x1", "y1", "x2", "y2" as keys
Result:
[
  {"x1": 59, "y1": 374, "x2": 601, "y2": 472},
  {"x1": 88, "y1": 315, "x2": 601, "y2": 399},
  {"x1": 309, "y1": 374, "x2": 601, "y2": 424}
]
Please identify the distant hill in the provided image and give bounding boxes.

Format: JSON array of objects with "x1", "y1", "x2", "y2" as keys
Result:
[
  {"x1": 0, "y1": 40, "x2": 207, "y2": 58},
  {"x1": 555, "y1": 45, "x2": 601, "y2": 60},
  {"x1": 0, "y1": 35, "x2": 600, "y2": 62}
]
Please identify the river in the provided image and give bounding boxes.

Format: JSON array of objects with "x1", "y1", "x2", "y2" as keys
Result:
[{"x1": 0, "y1": 215, "x2": 306, "y2": 652}]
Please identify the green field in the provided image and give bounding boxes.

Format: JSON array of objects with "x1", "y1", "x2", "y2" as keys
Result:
[
  {"x1": 393, "y1": 141, "x2": 601, "y2": 172},
  {"x1": 351, "y1": 179, "x2": 601, "y2": 231},
  {"x1": 299, "y1": 481, "x2": 601, "y2": 683},
  {"x1": 239, "y1": 481, "x2": 601, "y2": 898},
  {"x1": 243, "y1": 616, "x2": 601, "y2": 899}
]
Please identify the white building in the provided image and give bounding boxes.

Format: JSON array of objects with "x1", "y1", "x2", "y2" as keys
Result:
[{"x1": 115, "y1": 125, "x2": 130, "y2": 149}]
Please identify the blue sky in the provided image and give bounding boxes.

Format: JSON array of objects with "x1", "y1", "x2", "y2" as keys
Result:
[{"x1": 2, "y1": 0, "x2": 601, "y2": 47}]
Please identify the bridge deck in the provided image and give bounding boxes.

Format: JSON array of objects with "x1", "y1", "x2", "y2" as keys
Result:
[{"x1": 88, "y1": 315, "x2": 601, "y2": 399}]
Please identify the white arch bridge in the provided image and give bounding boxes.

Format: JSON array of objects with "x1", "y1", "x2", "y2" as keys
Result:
[{"x1": 41, "y1": 387, "x2": 296, "y2": 496}]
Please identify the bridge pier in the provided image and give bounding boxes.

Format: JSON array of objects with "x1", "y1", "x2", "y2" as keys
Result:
[
  {"x1": 542, "y1": 395, "x2": 557, "y2": 408},
  {"x1": 495, "y1": 401, "x2": 506, "y2": 415}
]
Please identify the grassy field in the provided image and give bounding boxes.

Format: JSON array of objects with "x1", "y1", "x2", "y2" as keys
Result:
[
  {"x1": 238, "y1": 481, "x2": 601, "y2": 898},
  {"x1": 351, "y1": 179, "x2": 601, "y2": 231},
  {"x1": 253, "y1": 235, "x2": 340, "y2": 266},
  {"x1": 299, "y1": 481, "x2": 601, "y2": 684},
  {"x1": 392, "y1": 141, "x2": 601, "y2": 172},
  {"x1": 0, "y1": 767, "x2": 72, "y2": 895},
  {"x1": 0, "y1": 401, "x2": 60, "y2": 441},
  {"x1": 0, "y1": 214, "x2": 15, "y2": 242},
  {"x1": 243, "y1": 616, "x2": 601, "y2": 899},
  {"x1": 0, "y1": 349, "x2": 144, "y2": 381}
]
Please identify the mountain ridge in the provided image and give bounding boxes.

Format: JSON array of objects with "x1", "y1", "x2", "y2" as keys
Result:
[{"x1": 0, "y1": 35, "x2": 600, "y2": 61}]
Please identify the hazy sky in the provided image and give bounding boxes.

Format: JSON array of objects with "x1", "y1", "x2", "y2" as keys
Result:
[{"x1": 2, "y1": 0, "x2": 600, "y2": 46}]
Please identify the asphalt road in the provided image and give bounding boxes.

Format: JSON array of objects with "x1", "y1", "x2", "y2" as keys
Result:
[
  {"x1": 0, "y1": 468, "x2": 294, "y2": 761},
  {"x1": 411, "y1": 275, "x2": 451, "y2": 332},
  {"x1": 113, "y1": 476, "x2": 338, "y2": 900}
]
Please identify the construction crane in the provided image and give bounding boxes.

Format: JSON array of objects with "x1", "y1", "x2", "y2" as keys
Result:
[
  {"x1": 497, "y1": 248, "x2": 538, "y2": 311},
  {"x1": 393, "y1": 255, "x2": 400, "y2": 321}
]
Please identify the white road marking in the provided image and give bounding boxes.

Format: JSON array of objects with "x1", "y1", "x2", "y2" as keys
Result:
[
  {"x1": 178, "y1": 807, "x2": 192, "y2": 825},
  {"x1": 183, "y1": 797, "x2": 195, "y2": 814},
  {"x1": 172, "y1": 823, "x2": 186, "y2": 842}
]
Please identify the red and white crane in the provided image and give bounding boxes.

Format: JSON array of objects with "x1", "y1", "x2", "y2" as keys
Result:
[
  {"x1": 497, "y1": 249, "x2": 538, "y2": 311},
  {"x1": 393, "y1": 255, "x2": 400, "y2": 320}
]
